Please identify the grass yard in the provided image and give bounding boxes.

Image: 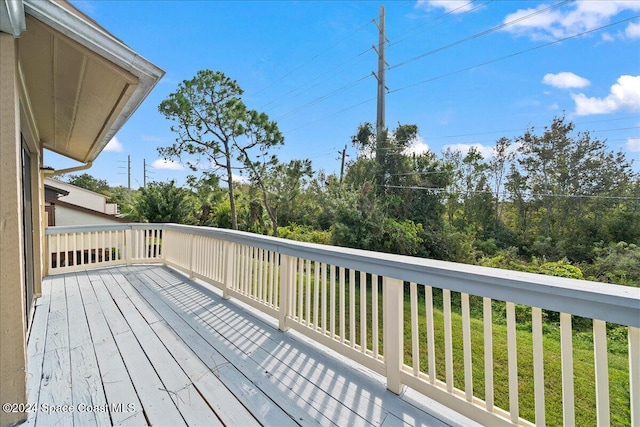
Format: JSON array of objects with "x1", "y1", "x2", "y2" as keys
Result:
[{"x1": 404, "y1": 292, "x2": 631, "y2": 426}]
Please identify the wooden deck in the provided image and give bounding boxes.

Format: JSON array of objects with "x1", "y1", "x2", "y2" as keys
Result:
[{"x1": 26, "y1": 265, "x2": 477, "y2": 426}]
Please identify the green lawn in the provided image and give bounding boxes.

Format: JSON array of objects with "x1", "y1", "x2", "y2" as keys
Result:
[{"x1": 403, "y1": 291, "x2": 631, "y2": 426}]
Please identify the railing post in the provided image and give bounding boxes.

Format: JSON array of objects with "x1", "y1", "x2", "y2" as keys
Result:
[
  {"x1": 44, "y1": 232, "x2": 50, "y2": 277},
  {"x1": 383, "y1": 276, "x2": 404, "y2": 394},
  {"x1": 124, "y1": 227, "x2": 133, "y2": 266},
  {"x1": 279, "y1": 254, "x2": 295, "y2": 332},
  {"x1": 160, "y1": 228, "x2": 167, "y2": 265},
  {"x1": 188, "y1": 234, "x2": 195, "y2": 279},
  {"x1": 223, "y1": 241, "x2": 235, "y2": 299},
  {"x1": 630, "y1": 326, "x2": 640, "y2": 427}
]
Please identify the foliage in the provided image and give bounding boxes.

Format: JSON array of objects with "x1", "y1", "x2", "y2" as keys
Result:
[
  {"x1": 65, "y1": 173, "x2": 110, "y2": 194},
  {"x1": 536, "y1": 259, "x2": 584, "y2": 279},
  {"x1": 278, "y1": 224, "x2": 331, "y2": 244},
  {"x1": 158, "y1": 69, "x2": 283, "y2": 230},
  {"x1": 130, "y1": 180, "x2": 197, "y2": 224},
  {"x1": 583, "y1": 242, "x2": 640, "y2": 287},
  {"x1": 186, "y1": 172, "x2": 225, "y2": 226},
  {"x1": 76, "y1": 115, "x2": 637, "y2": 288},
  {"x1": 245, "y1": 158, "x2": 313, "y2": 236},
  {"x1": 509, "y1": 116, "x2": 636, "y2": 262}
]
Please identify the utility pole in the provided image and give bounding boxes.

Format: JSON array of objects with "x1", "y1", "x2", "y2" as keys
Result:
[
  {"x1": 118, "y1": 155, "x2": 131, "y2": 191},
  {"x1": 338, "y1": 145, "x2": 348, "y2": 184},
  {"x1": 373, "y1": 4, "x2": 387, "y2": 157},
  {"x1": 143, "y1": 159, "x2": 147, "y2": 188}
]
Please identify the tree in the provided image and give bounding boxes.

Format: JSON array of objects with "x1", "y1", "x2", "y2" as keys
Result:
[
  {"x1": 242, "y1": 156, "x2": 314, "y2": 236},
  {"x1": 350, "y1": 122, "x2": 419, "y2": 193},
  {"x1": 106, "y1": 185, "x2": 137, "y2": 218},
  {"x1": 65, "y1": 173, "x2": 110, "y2": 194},
  {"x1": 131, "y1": 180, "x2": 197, "y2": 224},
  {"x1": 186, "y1": 172, "x2": 225, "y2": 226},
  {"x1": 158, "y1": 70, "x2": 283, "y2": 230},
  {"x1": 488, "y1": 137, "x2": 514, "y2": 221},
  {"x1": 510, "y1": 116, "x2": 636, "y2": 261}
]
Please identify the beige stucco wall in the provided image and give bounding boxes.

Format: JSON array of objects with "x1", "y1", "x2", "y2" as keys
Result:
[{"x1": 0, "y1": 32, "x2": 28, "y2": 426}]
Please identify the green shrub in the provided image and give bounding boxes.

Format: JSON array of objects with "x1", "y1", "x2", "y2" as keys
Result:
[
  {"x1": 537, "y1": 259, "x2": 584, "y2": 279},
  {"x1": 278, "y1": 224, "x2": 332, "y2": 245}
]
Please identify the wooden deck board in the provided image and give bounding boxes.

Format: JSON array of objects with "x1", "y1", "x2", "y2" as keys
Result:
[
  {"x1": 96, "y1": 269, "x2": 225, "y2": 427},
  {"x1": 37, "y1": 274, "x2": 73, "y2": 427},
  {"x1": 129, "y1": 267, "x2": 330, "y2": 426},
  {"x1": 27, "y1": 265, "x2": 473, "y2": 427},
  {"x1": 146, "y1": 266, "x2": 452, "y2": 427},
  {"x1": 24, "y1": 278, "x2": 52, "y2": 427},
  {"x1": 89, "y1": 272, "x2": 187, "y2": 426},
  {"x1": 141, "y1": 266, "x2": 456, "y2": 427},
  {"x1": 119, "y1": 267, "x2": 298, "y2": 427},
  {"x1": 139, "y1": 267, "x2": 371, "y2": 426}
]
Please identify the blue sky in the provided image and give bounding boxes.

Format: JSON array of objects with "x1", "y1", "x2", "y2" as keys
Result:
[{"x1": 48, "y1": 0, "x2": 640, "y2": 188}]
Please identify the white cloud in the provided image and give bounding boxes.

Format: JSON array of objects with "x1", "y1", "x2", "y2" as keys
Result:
[
  {"x1": 601, "y1": 32, "x2": 615, "y2": 42},
  {"x1": 625, "y1": 21, "x2": 640, "y2": 39},
  {"x1": 104, "y1": 137, "x2": 123, "y2": 152},
  {"x1": 443, "y1": 143, "x2": 495, "y2": 159},
  {"x1": 626, "y1": 137, "x2": 640, "y2": 152},
  {"x1": 572, "y1": 75, "x2": 640, "y2": 115},
  {"x1": 232, "y1": 173, "x2": 249, "y2": 184},
  {"x1": 403, "y1": 135, "x2": 430, "y2": 156},
  {"x1": 151, "y1": 159, "x2": 184, "y2": 170},
  {"x1": 415, "y1": 0, "x2": 477, "y2": 14},
  {"x1": 542, "y1": 72, "x2": 590, "y2": 89},
  {"x1": 502, "y1": 1, "x2": 640, "y2": 41}
]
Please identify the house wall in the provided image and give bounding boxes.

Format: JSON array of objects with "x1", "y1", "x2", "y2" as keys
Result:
[
  {"x1": 0, "y1": 32, "x2": 28, "y2": 426},
  {"x1": 54, "y1": 204, "x2": 125, "y2": 226},
  {"x1": 46, "y1": 178, "x2": 109, "y2": 213}
]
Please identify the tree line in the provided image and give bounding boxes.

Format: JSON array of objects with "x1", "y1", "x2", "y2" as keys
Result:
[{"x1": 65, "y1": 70, "x2": 639, "y2": 287}]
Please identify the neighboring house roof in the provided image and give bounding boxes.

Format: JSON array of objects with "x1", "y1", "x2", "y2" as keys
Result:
[
  {"x1": 44, "y1": 183, "x2": 70, "y2": 201},
  {"x1": 45, "y1": 177, "x2": 108, "y2": 202},
  {"x1": 13, "y1": 0, "x2": 165, "y2": 164}
]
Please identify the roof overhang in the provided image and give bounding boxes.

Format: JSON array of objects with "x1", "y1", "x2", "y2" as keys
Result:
[
  {"x1": 0, "y1": 0, "x2": 26, "y2": 37},
  {"x1": 15, "y1": 0, "x2": 164, "y2": 163}
]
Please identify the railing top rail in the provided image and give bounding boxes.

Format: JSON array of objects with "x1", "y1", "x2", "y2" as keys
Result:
[
  {"x1": 164, "y1": 224, "x2": 640, "y2": 327},
  {"x1": 45, "y1": 223, "x2": 159, "y2": 235},
  {"x1": 46, "y1": 223, "x2": 640, "y2": 326}
]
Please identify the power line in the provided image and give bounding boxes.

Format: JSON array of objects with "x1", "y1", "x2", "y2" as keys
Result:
[
  {"x1": 382, "y1": 185, "x2": 640, "y2": 200},
  {"x1": 284, "y1": 96, "x2": 376, "y2": 134},
  {"x1": 422, "y1": 116, "x2": 640, "y2": 142},
  {"x1": 262, "y1": 1, "x2": 489, "y2": 120},
  {"x1": 280, "y1": 9, "x2": 638, "y2": 139},
  {"x1": 275, "y1": 73, "x2": 373, "y2": 120},
  {"x1": 388, "y1": 1, "x2": 489, "y2": 48},
  {"x1": 250, "y1": 19, "x2": 375, "y2": 98},
  {"x1": 388, "y1": 0, "x2": 573, "y2": 71},
  {"x1": 388, "y1": 14, "x2": 640, "y2": 95},
  {"x1": 260, "y1": 46, "x2": 374, "y2": 112}
]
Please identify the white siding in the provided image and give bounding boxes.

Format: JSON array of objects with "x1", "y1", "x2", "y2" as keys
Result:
[
  {"x1": 45, "y1": 178, "x2": 109, "y2": 213},
  {"x1": 55, "y1": 205, "x2": 123, "y2": 226}
]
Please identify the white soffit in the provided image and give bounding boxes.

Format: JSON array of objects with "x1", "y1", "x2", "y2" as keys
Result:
[{"x1": 21, "y1": 0, "x2": 164, "y2": 163}]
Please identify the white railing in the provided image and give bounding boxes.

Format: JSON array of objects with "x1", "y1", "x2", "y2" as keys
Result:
[
  {"x1": 45, "y1": 223, "x2": 640, "y2": 426},
  {"x1": 46, "y1": 224, "x2": 163, "y2": 275}
]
